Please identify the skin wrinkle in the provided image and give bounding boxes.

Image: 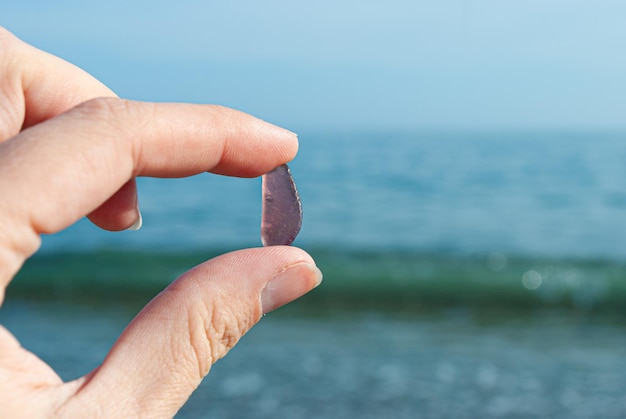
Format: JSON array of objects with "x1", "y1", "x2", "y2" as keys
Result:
[
  {"x1": 171, "y1": 264, "x2": 261, "y2": 382},
  {"x1": 210, "y1": 305, "x2": 245, "y2": 361},
  {"x1": 0, "y1": 89, "x2": 22, "y2": 142},
  {"x1": 160, "y1": 291, "x2": 208, "y2": 391},
  {"x1": 128, "y1": 102, "x2": 156, "y2": 177},
  {"x1": 205, "y1": 106, "x2": 232, "y2": 178},
  {"x1": 194, "y1": 298, "x2": 218, "y2": 378},
  {"x1": 175, "y1": 105, "x2": 231, "y2": 178},
  {"x1": 77, "y1": 99, "x2": 137, "y2": 182},
  {"x1": 194, "y1": 288, "x2": 244, "y2": 375},
  {"x1": 0, "y1": 30, "x2": 23, "y2": 141}
]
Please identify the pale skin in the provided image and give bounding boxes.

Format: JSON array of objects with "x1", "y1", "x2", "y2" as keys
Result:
[{"x1": 0, "y1": 27, "x2": 322, "y2": 418}]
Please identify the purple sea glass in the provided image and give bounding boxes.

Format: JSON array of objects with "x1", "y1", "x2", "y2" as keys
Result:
[{"x1": 261, "y1": 164, "x2": 302, "y2": 246}]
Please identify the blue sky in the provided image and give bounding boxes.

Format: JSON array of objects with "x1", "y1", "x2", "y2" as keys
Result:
[{"x1": 3, "y1": 1, "x2": 626, "y2": 131}]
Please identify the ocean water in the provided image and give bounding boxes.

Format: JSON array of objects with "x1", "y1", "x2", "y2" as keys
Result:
[
  {"x1": 38, "y1": 130, "x2": 626, "y2": 258},
  {"x1": 10, "y1": 130, "x2": 626, "y2": 311},
  {"x1": 4, "y1": 131, "x2": 626, "y2": 418},
  {"x1": 4, "y1": 301, "x2": 626, "y2": 419}
]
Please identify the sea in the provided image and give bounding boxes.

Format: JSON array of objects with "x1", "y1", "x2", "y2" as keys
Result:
[{"x1": 3, "y1": 130, "x2": 626, "y2": 418}]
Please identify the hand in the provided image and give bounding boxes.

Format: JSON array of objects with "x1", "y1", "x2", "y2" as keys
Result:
[{"x1": 0, "y1": 28, "x2": 322, "y2": 418}]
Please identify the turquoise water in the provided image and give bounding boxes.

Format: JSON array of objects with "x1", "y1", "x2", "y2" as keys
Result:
[
  {"x1": 9, "y1": 249, "x2": 626, "y2": 312},
  {"x1": 20, "y1": 130, "x2": 626, "y2": 309},
  {"x1": 39, "y1": 130, "x2": 626, "y2": 258},
  {"x1": 4, "y1": 301, "x2": 626, "y2": 418},
  {"x1": 5, "y1": 131, "x2": 626, "y2": 417}
]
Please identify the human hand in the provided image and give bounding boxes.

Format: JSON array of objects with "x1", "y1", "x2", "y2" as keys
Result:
[{"x1": 0, "y1": 28, "x2": 322, "y2": 418}]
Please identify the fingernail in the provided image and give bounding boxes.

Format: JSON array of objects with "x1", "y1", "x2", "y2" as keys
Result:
[
  {"x1": 126, "y1": 211, "x2": 143, "y2": 231},
  {"x1": 261, "y1": 263, "x2": 323, "y2": 314}
]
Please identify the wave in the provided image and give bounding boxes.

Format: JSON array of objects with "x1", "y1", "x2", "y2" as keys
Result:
[{"x1": 8, "y1": 247, "x2": 626, "y2": 313}]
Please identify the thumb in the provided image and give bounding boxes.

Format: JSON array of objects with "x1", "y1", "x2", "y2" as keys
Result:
[{"x1": 59, "y1": 246, "x2": 322, "y2": 418}]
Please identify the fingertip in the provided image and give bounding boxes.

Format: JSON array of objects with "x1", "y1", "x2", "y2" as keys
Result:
[
  {"x1": 210, "y1": 108, "x2": 300, "y2": 177},
  {"x1": 269, "y1": 124, "x2": 299, "y2": 164},
  {"x1": 87, "y1": 179, "x2": 140, "y2": 231},
  {"x1": 125, "y1": 211, "x2": 143, "y2": 231}
]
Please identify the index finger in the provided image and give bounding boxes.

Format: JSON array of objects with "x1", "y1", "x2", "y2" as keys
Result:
[{"x1": 0, "y1": 98, "x2": 298, "y2": 290}]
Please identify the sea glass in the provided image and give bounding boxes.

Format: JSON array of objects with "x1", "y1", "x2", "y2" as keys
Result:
[{"x1": 261, "y1": 164, "x2": 302, "y2": 246}]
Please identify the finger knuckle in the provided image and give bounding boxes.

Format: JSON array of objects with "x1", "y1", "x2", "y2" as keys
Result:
[
  {"x1": 74, "y1": 97, "x2": 156, "y2": 132},
  {"x1": 74, "y1": 97, "x2": 132, "y2": 122},
  {"x1": 0, "y1": 29, "x2": 25, "y2": 142},
  {"x1": 71, "y1": 98, "x2": 152, "y2": 167}
]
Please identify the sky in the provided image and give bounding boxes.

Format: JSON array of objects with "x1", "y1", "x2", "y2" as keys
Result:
[{"x1": 2, "y1": 1, "x2": 626, "y2": 131}]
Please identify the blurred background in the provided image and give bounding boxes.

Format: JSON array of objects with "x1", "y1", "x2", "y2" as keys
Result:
[{"x1": 3, "y1": 1, "x2": 626, "y2": 417}]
